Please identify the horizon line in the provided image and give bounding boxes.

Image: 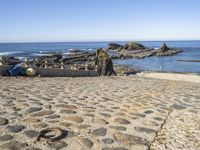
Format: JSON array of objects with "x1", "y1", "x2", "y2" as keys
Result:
[{"x1": 1, "y1": 39, "x2": 200, "y2": 44}]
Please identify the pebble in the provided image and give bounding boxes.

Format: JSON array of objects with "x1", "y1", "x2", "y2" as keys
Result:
[
  {"x1": 6, "y1": 125, "x2": 25, "y2": 133},
  {"x1": 24, "y1": 130, "x2": 39, "y2": 138},
  {"x1": 64, "y1": 116, "x2": 83, "y2": 123},
  {"x1": 45, "y1": 114, "x2": 60, "y2": 119},
  {"x1": 144, "y1": 110, "x2": 154, "y2": 114},
  {"x1": 0, "y1": 117, "x2": 8, "y2": 125},
  {"x1": 91, "y1": 127, "x2": 107, "y2": 136},
  {"x1": 48, "y1": 141, "x2": 68, "y2": 150},
  {"x1": 30, "y1": 110, "x2": 53, "y2": 117},
  {"x1": 110, "y1": 126, "x2": 127, "y2": 131},
  {"x1": 26, "y1": 107, "x2": 42, "y2": 114},
  {"x1": 22, "y1": 117, "x2": 40, "y2": 123},
  {"x1": 56, "y1": 104, "x2": 77, "y2": 109},
  {"x1": 114, "y1": 132, "x2": 148, "y2": 147},
  {"x1": 102, "y1": 138, "x2": 114, "y2": 144},
  {"x1": 171, "y1": 104, "x2": 187, "y2": 110},
  {"x1": 102, "y1": 147, "x2": 128, "y2": 150},
  {"x1": 114, "y1": 118, "x2": 130, "y2": 124},
  {"x1": 134, "y1": 127, "x2": 157, "y2": 134},
  {"x1": 1, "y1": 142, "x2": 28, "y2": 150},
  {"x1": 78, "y1": 138, "x2": 93, "y2": 148},
  {"x1": 99, "y1": 113, "x2": 111, "y2": 117},
  {"x1": 94, "y1": 119, "x2": 109, "y2": 125},
  {"x1": 60, "y1": 109, "x2": 76, "y2": 114},
  {"x1": 0, "y1": 134, "x2": 14, "y2": 141}
]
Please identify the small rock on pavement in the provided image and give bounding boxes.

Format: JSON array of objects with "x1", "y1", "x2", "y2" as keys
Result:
[
  {"x1": 114, "y1": 118, "x2": 130, "y2": 124},
  {"x1": 24, "y1": 130, "x2": 39, "y2": 138},
  {"x1": 1, "y1": 142, "x2": 28, "y2": 150},
  {"x1": 6, "y1": 125, "x2": 25, "y2": 133},
  {"x1": 0, "y1": 134, "x2": 14, "y2": 141},
  {"x1": 48, "y1": 141, "x2": 68, "y2": 150},
  {"x1": 78, "y1": 138, "x2": 93, "y2": 148},
  {"x1": 0, "y1": 117, "x2": 9, "y2": 125},
  {"x1": 102, "y1": 138, "x2": 114, "y2": 144},
  {"x1": 91, "y1": 127, "x2": 107, "y2": 136}
]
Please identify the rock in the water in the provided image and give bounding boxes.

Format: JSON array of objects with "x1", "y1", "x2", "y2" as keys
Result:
[
  {"x1": 78, "y1": 138, "x2": 93, "y2": 148},
  {"x1": 0, "y1": 134, "x2": 14, "y2": 141},
  {"x1": 6, "y1": 125, "x2": 25, "y2": 133},
  {"x1": 107, "y1": 43, "x2": 122, "y2": 50},
  {"x1": 91, "y1": 127, "x2": 107, "y2": 136},
  {"x1": 0, "y1": 117, "x2": 9, "y2": 125},
  {"x1": 123, "y1": 42, "x2": 145, "y2": 51},
  {"x1": 159, "y1": 43, "x2": 169, "y2": 52},
  {"x1": 156, "y1": 43, "x2": 183, "y2": 56}
]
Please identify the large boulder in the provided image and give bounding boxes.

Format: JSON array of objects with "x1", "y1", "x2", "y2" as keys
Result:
[
  {"x1": 159, "y1": 43, "x2": 169, "y2": 52},
  {"x1": 95, "y1": 48, "x2": 116, "y2": 76},
  {"x1": 107, "y1": 43, "x2": 122, "y2": 50},
  {"x1": 123, "y1": 42, "x2": 145, "y2": 51}
]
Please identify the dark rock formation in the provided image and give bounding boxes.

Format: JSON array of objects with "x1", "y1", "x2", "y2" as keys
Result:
[
  {"x1": 156, "y1": 43, "x2": 183, "y2": 56},
  {"x1": 111, "y1": 42, "x2": 182, "y2": 59},
  {"x1": 107, "y1": 43, "x2": 122, "y2": 50},
  {"x1": 159, "y1": 43, "x2": 169, "y2": 52},
  {"x1": 95, "y1": 48, "x2": 116, "y2": 76},
  {"x1": 0, "y1": 56, "x2": 21, "y2": 65},
  {"x1": 123, "y1": 42, "x2": 146, "y2": 51}
]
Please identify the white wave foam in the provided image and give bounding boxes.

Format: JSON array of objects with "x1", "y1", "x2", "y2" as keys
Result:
[{"x1": 0, "y1": 51, "x2": 23, "y2": 56}]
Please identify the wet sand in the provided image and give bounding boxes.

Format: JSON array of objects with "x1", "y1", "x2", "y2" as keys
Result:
[{"x1": 0, "y1": 75, "x2": 200, "y2": 150}]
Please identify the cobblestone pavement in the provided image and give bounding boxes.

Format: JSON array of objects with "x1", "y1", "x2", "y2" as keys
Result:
[{"x1": 0, "y1": 76, "x2": 199, "y2": 150}]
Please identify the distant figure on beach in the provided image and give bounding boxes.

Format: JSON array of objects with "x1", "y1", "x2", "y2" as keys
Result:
[{"x1": 95, "y1": 48, "x2": 116, "y2": 76}]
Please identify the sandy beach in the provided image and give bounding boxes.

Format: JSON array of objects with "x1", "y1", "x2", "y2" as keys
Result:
[{"x1": 0, "y1": 74, "x2": 200, "y2": 150}]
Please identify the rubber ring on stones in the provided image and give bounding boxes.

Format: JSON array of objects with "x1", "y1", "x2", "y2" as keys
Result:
[{"x1": 36, "y1": 127, "x2": 64, "y2": 142}]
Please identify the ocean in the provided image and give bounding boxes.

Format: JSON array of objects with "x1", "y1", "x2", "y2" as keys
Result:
[{"x1": 0, "y1": 41, "x2": 200, "y2": 74}]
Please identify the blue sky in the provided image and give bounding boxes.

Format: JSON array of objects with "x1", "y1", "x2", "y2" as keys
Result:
[{"x1": 0, "y1": 0, "x2": 200, "y2": 42}]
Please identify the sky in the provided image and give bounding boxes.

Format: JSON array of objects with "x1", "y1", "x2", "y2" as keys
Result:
[{"x1": 0, "y1": 0, "x2": 200, "y2": 43}]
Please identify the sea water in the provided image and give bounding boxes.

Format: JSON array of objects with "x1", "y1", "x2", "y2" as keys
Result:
[{"x1": 0, "y1": 41, "x2": 200, "y2": 74}]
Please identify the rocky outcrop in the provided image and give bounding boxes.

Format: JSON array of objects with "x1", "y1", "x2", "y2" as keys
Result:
[
  {"x1": 111, "y1": 43, "x2": 182, "y2": 59},
  {"x1": 156, "y1": 43, "x2": 183, "y2": 56},
  {"x1": 95, "y1": 48, "x2": 116, "y2": 76},
  {"x1": 122, "y1": 42, "x2": 146, "y2": 51},
  {"x1": 159, "y1": 43, "x2": 169, "y2": 52},
  {"x1": 107, "y1": 43, "x2": 122, "y2": 50}
]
